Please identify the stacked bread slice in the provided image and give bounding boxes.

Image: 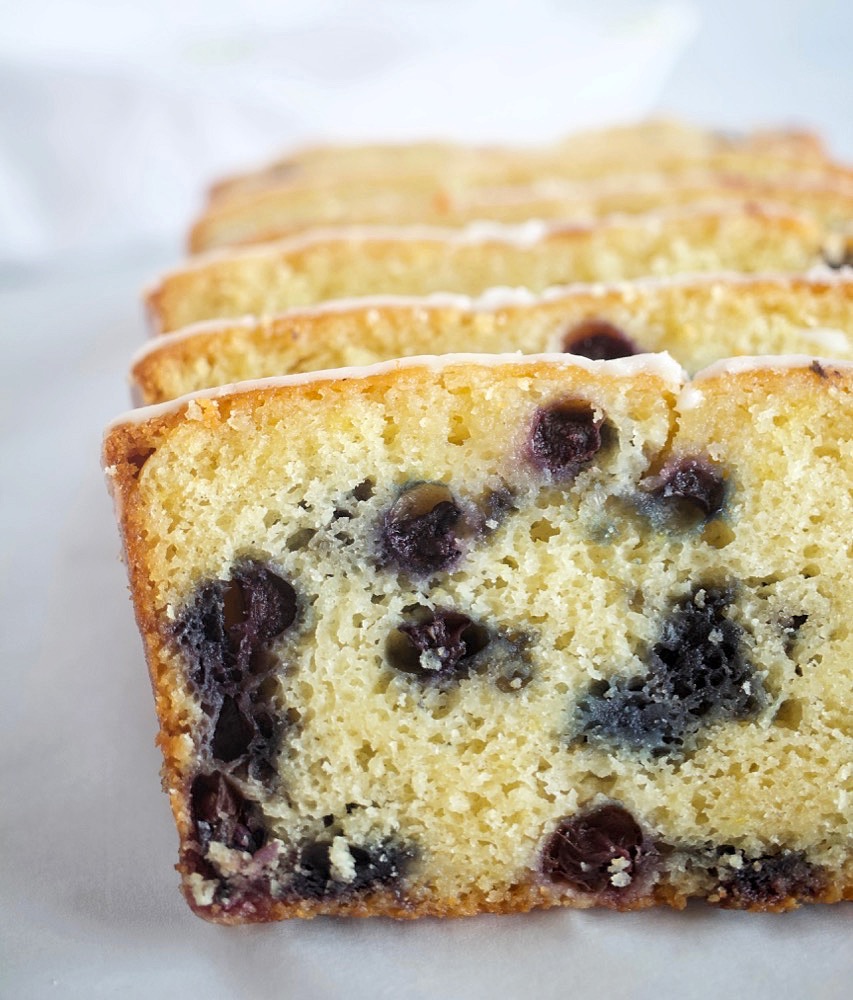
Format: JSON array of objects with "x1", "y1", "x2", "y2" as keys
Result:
[{"x1": 105, "y1": 121, "x2": 853, "y2": 922}]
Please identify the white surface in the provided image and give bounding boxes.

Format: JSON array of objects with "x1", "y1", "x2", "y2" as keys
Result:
[
  {"x1": 0, "y1": 0, "x2": 696, "y2": 266},
  {"x1": 2, "y1": 0, "x2": 852, "y2": 997}
]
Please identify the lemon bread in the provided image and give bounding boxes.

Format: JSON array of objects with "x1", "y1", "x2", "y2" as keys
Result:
[
  {"x1": 206, "y1": 121, "x2": 829, "y2": 210},
  {"x1": 148, "y1": 207, "x2": 825, "y2": 334},
  {"x1": 189, "y1": 171, "x2": 853, "y2": 254},
  {"x1": 104, "y1": 354, "x2": 853, "y2": 922},
  {"x1": 132, "y1": 272, "x2": 853, "y2": 404}
]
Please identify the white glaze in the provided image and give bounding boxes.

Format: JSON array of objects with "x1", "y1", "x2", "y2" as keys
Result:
[
  {"x1": 692, "y1": 354, "x2": 853, "y2": 382},
  {"x1": 133, "y1": 270, "x2": 853, "y2": 366},
  {"x1": 108, "y1": 351, "x2": 686, "y2": 434},
  {"x1": 147, "y1": 201, "x2": 813, "y2": 289},
  {"x1": 472, "y1": 169, "x2": 853, "y2": 204}
]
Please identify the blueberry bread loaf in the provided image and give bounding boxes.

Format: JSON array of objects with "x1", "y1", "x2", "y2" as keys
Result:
[
  {"x1": 104, "y1": 354, "x2": 853, "y2": 921},
  {"x1": 132, "y1": 272, "x2": 853, "y2": 405},
  {"x1": 147, "y1": 206, "x2": 824, "y2": 334},
  {"x1": 206, "y1": 121, "x2": 829, "y2": 212}
]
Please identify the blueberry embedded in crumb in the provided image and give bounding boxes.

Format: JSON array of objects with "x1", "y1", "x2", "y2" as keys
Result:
[
  {"x1": 175, "y1": 561, "x2": 297, "y2": 776},
  {"x1": 211, "y1": 695, "x2": 256, "y2": 762},
  {"x1": 640, "y1": 455, "x2": 727, "y2": 527},
  {"x1": 480, "y1": 486, "x2": 517, "y2": 532},
  {"x1": 175, "y1": 561, "x2": 297, "y2": 690},
  {"x1": 386, "y1": 606, "x2": 490, "y2": 680},
  {"x1": 542, "y1": 804, "x2": 655, "y2": 894},
  {"x1": 378, "y1": 482, "x2": 466, "y2": 576},
  {"x1": 288, "y1": 838, "x2": 411, "y2": 900},
  {"x1": 229, "y1": 563, "x2": 297, "y2": 648},
  {"x1": 190, "y1": 771, "x2": 266, "y2": 855},
  {"x1": 527, "y1": 400, "x2": 607, "y2": 481},
  {"x1": 714, "y1": 851, "x2": 826, "y2": 909},
  {"x1": 576, "y1": 584, "x2": 765, "y2": 756},
  {"x1": 560, "y1": 319, "x2": 640, "y2": 361},
  {"x1": 386, "y1": 607, "x2": 533, "y2": 691}
]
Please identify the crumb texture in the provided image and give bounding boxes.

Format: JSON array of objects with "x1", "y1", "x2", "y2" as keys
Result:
[{"x1": 105, "y1": 359, "x2": 853, "y2": 921}]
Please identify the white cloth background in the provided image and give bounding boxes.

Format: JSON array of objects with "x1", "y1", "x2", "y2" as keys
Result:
[
  {"x1": 0, "y1": 0, "x2": 700, "y2": 266},
  {"x1": 2, "y1": 2, "x2": 852, "y2": 998}
]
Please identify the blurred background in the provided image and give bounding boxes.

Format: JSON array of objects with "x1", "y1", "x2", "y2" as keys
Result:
[
  {"x1": 2, "y1": 2, "x2": 851, "y2": 997},
  {"x1": 1, "y1": 0, "x2": 851, "y2": 273}
]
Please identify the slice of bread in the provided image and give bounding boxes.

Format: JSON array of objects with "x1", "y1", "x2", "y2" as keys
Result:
[
  {"x1": 132, "y1": 272, "x2": 853, "y2": 404},
  {"x1": 207, "y1": 121, "x2": 829, "y2": 209},
  {"x1": 148, "y1": 206, "x2": 826, "y2": 334},
  {"x1": 189, "y1": 171, "x2": 853, "y2": 254},
  {"x1": 103, "y1": 354, "x2": 853, "y2": 922}
]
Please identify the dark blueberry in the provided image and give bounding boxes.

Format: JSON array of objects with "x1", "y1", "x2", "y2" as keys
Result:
[
  {"x1": 810, "y1": 360, "x2": 828, "y2": 379},
  {"x1": 190, "y1": 771, "x2": 266, "y2": 854},
  {"x1": 577, "y1": 585, "x2": 764, "y2": 755},
  {"x1": 291, "y1": 841, "x2": 334, "y2": 898},
  {"x1": 715, "y1": 851, "x2": 826, "y2": 909},
  {"x1": 175, "y1": 581, "x2": 231, "y2": 690},
  {"x1": 561, "y1": 319, "x2": 640, "y2": 361},
  {"x1": 527, "y1": 400, "x2": 605, "y2": 480},
  {"x1": 542, "y1": 804, "x2": 654, "y2": 894},
  {"x1": 230, "y1": 563, "x2": 298, "y2": 647},
  {"x1": 387, "y1": 607, "x2": 489, "y2": 680},
  {"x1": 211, "y1": 695, "x2": 255, "y2": 762},
  {"x1": 641, "y1": 456, "x2": 727, "y2": 524},
  {"x1": 288, "y1": 838, "x2": 410, "y2": 900},
  {"x1": 175, "y1": 562, "x2": 297, "y2": 691},
  {"x1": 379, "y1": 483, "x2": 465, "y2": 576},
  {"x1": 481, "y1": 487, "x2": 516, "y2": 530},
  {"x1": 175, "y1": 564, "x2": 296, "y2": 779}
]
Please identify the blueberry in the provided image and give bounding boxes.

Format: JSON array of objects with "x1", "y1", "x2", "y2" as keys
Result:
[
  {"x1": 387, "y1": 607, "x2": 489, "y2": 680},
  {"x1": 641, "y1": 456, "x2": 727, "y2": 524},
  {"x1": 190, "y1": 771, "x2": 266, "y2": 854},
  {"x1": 527, "y1": 400, "x2": 606, "y2": 480},
  {"x1": 561, "y1": 319, "x2": 640, "y2": 361},
  {"x1": 379, "y1": 483, "x2": 465, "y2": 576},
  {"x1": 481, "y1": 487, "x2": 516, "y2": 530},
  {"x1": 175, "y1": 562, "x2": 297, "y2": 691},
  {"x1": 577, "y1": 585, "x2": 764, "y2": 755},
  {"x1": 288, "y1": 838, "x2": 411, "y2": 900},
  {"x1": 211, "y1": 695, "x2": 256, "y2": 762},
  {"x1": 715, "y1": 851, "x2": 825, "y2": 909},
  {"x1": 542, "y1": 804, "x2": 654, "y2": 894},
  {"x1": 175, "y1": 563, "x2": 296, "y2": 776}
]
